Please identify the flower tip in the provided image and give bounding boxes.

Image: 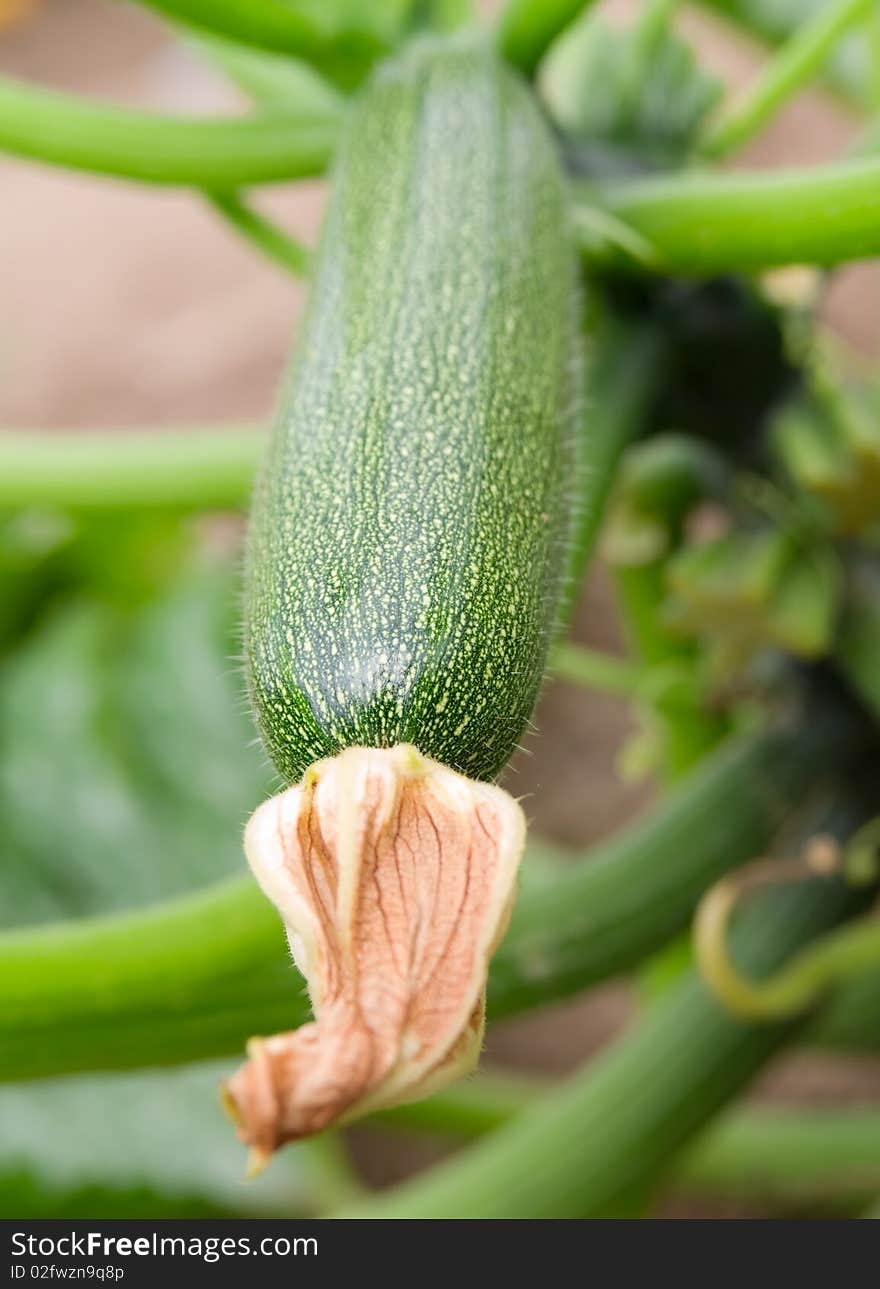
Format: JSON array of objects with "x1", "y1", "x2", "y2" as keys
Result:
[
  {"x1": 222, "y1": 1035, "x2": 286, "y2": 1161},
  {"x1": 245, "y1": 1146, "x2": 272, "y2": 1181},
  {"x1": 219, "y1": 1082, "x2": 242, "y2": 1129},
  {"x1": 231, "y1": 744, "x2": 526, "y2": 1154}
]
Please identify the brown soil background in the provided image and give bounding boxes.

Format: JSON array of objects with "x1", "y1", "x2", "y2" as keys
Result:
[{"x1": 1, "y1": 0, "x2": 878, "y2": 1212}]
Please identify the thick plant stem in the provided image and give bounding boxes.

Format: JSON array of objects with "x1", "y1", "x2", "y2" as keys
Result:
[
  {"x1": 0, "y1": 428, "x2": 262, "y2": 510},
  {"x1": 871, "y1": 3, "x2": 880, "y2": 108},
  {"x1": 129, "y1": 0, "x2": 395, "y2": 86},
  {"x1": 0, "y1": 76, "x2": 339, "y2": 186},
  {"x1": 636, "y1": 0, "x2": 682, "y2": 45},
  {"x1": 132, "y1": 0, "x2": 360, "y2": 52},
  {"x1": 811, "y1": 966, "x2": 880, "y2": 1050},
  {"x1": 425, "y1": 0, "x2": 476, "y2": 32},
  {"x1": 695, "y1": 835, "x2": 880, "y2": 1021},
  {"x1": 375, "y1": 1070, "x2": 540, "y2": 1137},
  {"x1": 674, "y1": 1108, "x2": 880, "y2": 1207},
  {"x1": 488, "y1": 721, "x2": 838, "y2": 1018},
  {"x1": 380, "y1": 1082, "x2": 880, "y2": 1209},
  {"x1": 299, "y1": 1135, "x2": 366, "y2": 1211},
  {"x1": 343, "y1": 862, "x2": 870, "y2": 1217},
  {"x1": 0, "y1": 320, "x2": 653, "y2": 521},
  {"x1": 206, "y1": 191, "x2": 311, "y2": 276},
  {"x1": 0, "y1": 722, "x2": 839, "y2": 1081},
  {"x1": 2, "y1": 314, "x2": 658, "y2": 518},
  {"x1": 584, "y1": 157, "x2": 880, "y2": 272},
  {"x1": 702, "y1": 0, "x2": 875, "y2": 158},
  {"x1": 496, "y1": 0, "x2": 595, "y2": 76},
  {"x1": 0, "y1": 878, "x2": 298, "y2": 1081}
]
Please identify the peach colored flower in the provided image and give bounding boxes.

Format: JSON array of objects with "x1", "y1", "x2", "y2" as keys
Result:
[{"x1": 224, "y1": 744, "x2": 524, "y2": 1168}]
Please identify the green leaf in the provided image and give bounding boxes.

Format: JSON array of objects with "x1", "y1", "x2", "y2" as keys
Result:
[
  {"x1": 663, "y1": 528, "x2": 841, "y2": 677},
  {"x1": 0, "y1": 1063, "x2": 307, "y2": 1218},
  {"x1": 0, "y1": 522, "x2": 288, "y2": 1215},
  {"x1": 0, "y1": 571, "x2": 271, "y2": 925},
  {"x1": 540, "y1": 10, "x2": 722, "y2": 175},
  {"x1": 0, "y1": 511, "x2": 76, "y2": 654},
  {"x1": 773, "y1": 388, "x2": 880, "y2": 538},
  {"x1": 604, "y1": 434, "x2": 729, "y2": 565}
]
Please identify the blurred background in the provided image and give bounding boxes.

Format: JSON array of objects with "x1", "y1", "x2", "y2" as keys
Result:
[{"x1": 1, "y1": 0, "x2": 878, "y2": 1218}]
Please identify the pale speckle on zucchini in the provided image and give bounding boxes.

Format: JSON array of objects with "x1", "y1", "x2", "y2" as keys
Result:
[{"x1": 246, "y1": 36, "x2": 582, "y2": 785}]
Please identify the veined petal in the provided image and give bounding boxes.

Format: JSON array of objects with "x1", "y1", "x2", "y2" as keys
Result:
[{"x1": 224, "y1": 744, "x2": 525, "y2": 1161}]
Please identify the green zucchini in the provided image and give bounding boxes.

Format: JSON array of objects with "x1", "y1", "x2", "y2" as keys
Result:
[{"x1": 246, "y1": 36, "x2": 581, "y2": 785}]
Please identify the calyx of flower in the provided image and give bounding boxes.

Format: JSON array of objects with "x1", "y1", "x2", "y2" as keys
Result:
[{"x1": 224, "y1": 743, "x2": 525, "y2": 1167}]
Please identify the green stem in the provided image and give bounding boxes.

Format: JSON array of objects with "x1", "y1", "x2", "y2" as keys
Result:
[
  {"x1": 870, "y1": 2, "x2": 880, "y2": 108},
  {"x1": 617, "y1": 0, "x2": 683, "y2": 122},
  {"x1": 560, "y1": 313, "x2": 666, "y2": 625},
  {"x1": 0, "y1": 723, "x2": 835, "y2": 1081},
  {"x1": 341, "y1": 857, "x2": 871, "y2": 1217},
  {"x1": 128, "y1": 0, "x2": 395, "y2": 86},
  {"x1": 636, "y1": 0, "x2": 682, "y2": 43},
  {"x1": 810, "y1": 966, "x2": 880, "y2": 1050},
  {"x1": 0, "y1": 428, "x2": 262, "y2": 510},
  {"x1": 583, "y1": 156, "x2": 880, "y2": 272},
  {"x1": 0, "y1": 75, "x2": 339, "y2": 186},
  {"x1": 694, "y1": 0, "x2": 872, "y2": 108},
  {"x1": 423, "y1": 0, "x2": 477, "y2": 32},
  {"x1": 496, "y1": 0, "x2": 594, "y2": 76},
  {"x1": 549, "y1": 641, "x2": 643, "y2": 697},
  {"x1": 3, "y1": 390, "x2": 654, "y2": 520},
  {"x1": 206, "y1": 190, "x2": 311, "y2": 276},
  {"x1": 675, "y1": 1108, "x2": 880, "y2": 1207},
  {"x1": 0, "y1": 323, "x2": 647, "y2": 518},
  {"x1": 472, "y1": 720, "x2": 839, "y2": 1018},
  {"x1": 298, "y1": 1135, "x2": 366, "y2": 1212},
  {"x1": 0, "y1": 877, "x2": 298, "y2": 1081},
  {"x1": 0, "y1": 308, "x2": 654, "y2": 530},
  {"x1": 131, "y1": 0, "x2": 354, "y2": 51},
  {"x1": 611, "y1": 560, "x2": 674, "y2": 667},
  {"x1": 380, "y1": 1081, "x2": 880, "y2": 1208},
  {"x1": 0, "y1": 315, "x2": 657, "y2": 519},
  {"x1": 375, "y1": 1070, "x2": 540, "y2": 1137},
  {"x1": 702, "y1": 0, "x2": 874, "y2": 159},
  {"x1": 698, "y1": 881, "x2": 880, "y2": 1022}
]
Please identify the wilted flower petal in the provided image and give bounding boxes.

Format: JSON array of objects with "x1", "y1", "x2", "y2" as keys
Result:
[{"x1": 224, "y1": 744, "x2": 524, "y2": 1162}]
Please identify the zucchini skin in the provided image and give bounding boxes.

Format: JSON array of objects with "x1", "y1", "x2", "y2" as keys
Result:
[{"x1": 246, "y1": 37, "x2": 581, "y2": 785}]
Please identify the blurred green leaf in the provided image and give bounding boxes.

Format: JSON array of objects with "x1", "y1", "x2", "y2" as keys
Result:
[
  {"x1": 664, "y1": 528, "x2": 841, "y2": 677},
  {"x1": 0, "y1": 569, "x2": 271, "y2": 924},
  {"x1": 0, "y1": 511, "x2": 75, "y2": 653},
  {"x1": 604, "y1": 434, "x2": 729, "y2": 565},
  {"x1": 0, "y1": 1063, "x2": 307, "y2": 1219},
  {"x1": 540, "y1": 9, "x2": 722, "y2": 175},
  {"x1": 0, "y1": 513, "x2": 284, "y2": 1215},
  {"x1": 773, "y1": 386, "x2": 880, "y2": 538}
]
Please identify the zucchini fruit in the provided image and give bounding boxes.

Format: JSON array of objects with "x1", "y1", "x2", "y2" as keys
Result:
[{"x1": 246, "y1": 36, "x2": 581, "y2": 785}]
